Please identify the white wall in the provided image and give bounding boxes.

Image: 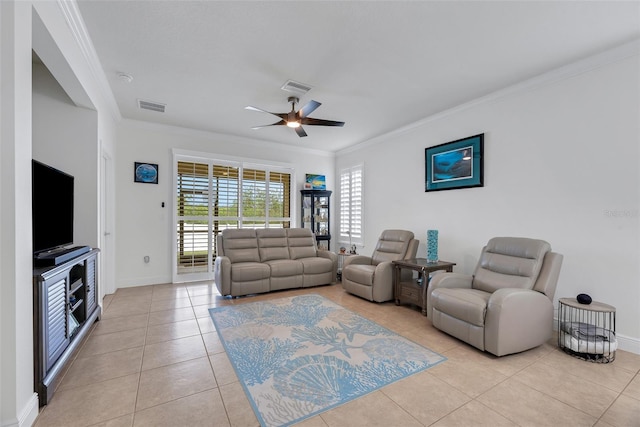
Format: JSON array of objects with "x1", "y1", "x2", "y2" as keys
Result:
[
  {"x1": 337, "y1": 51, "x2": 640, "y2": 352},
  {"x1": 114, "y1": 122, "x2": 335, "y2": 287},
  {"x1": 32, "y1": 61, "x2": 99, "y2": 249}
]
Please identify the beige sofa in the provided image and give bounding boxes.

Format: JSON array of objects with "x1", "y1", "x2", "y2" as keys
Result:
[{"x1": 214, "y1": 228, "x2": 337, "y2": 297}]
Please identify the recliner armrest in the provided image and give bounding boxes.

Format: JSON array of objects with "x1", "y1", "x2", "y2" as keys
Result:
[
  {"x1": 426, "y1": 273, "x2": 473, "y2": 318},
  {"x1": 343, "y1": 255, "x2": 373, "y2": 268},
  {"x1": 485, "y1": 288, "x2": 554, "y2": 356},
  {"x1": 317, "y1": 250, "x2": 338, "y2": 282},
  {"x1": 214, "y1": 256, "x2": 231, "y2": 296}
]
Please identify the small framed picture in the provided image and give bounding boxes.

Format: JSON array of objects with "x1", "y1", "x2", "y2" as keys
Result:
[
  {"x1": 134, "y1": 162, "x2": 159, "y2": 184},
  {"x1": 305, "y1": 174, "x2": 326, "y2": 190}
]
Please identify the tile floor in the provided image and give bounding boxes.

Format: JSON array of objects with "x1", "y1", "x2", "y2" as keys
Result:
[{"x1": 34, "y1": 282, "x2": 640, "y2": 427}]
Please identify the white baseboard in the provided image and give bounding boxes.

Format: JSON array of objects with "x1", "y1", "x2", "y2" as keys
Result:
[{"x1": 2, "y1": 393, "x2": 39, "y2": 427}]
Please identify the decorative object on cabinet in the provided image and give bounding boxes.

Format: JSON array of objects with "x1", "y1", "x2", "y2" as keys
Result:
[
  {"x1": 300, "y1": 189, "x2": 331, "y2": 249},
  {"x1": 305, "y1": 174, "x2": 326, "y2": 190},
  {"x1": 134, "y1": 162, "x2": 158, "y2": 184},
  {"x1": 425, "y1": 133, "x2": 483, "y2": 192},
  {"x1": 33, "y1": 248, "x2": 101, "y2": 405}
]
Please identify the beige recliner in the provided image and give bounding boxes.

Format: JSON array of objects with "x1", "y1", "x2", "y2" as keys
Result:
[
  {"x1": 341, "y1": 229, "x2": 419, "y2": 302},
  {"x1": 426, "y1": 237, "x2": 563, "y2": 356}
]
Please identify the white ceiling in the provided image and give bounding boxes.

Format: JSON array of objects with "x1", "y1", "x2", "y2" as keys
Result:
[{"x1": 76, "y1": 1, "x2": 640, "y2": 152}]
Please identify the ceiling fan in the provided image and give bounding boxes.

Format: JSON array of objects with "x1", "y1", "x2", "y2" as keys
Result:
[{"x1": 245, "y1": 96, "x2": 345, "y2": 137}]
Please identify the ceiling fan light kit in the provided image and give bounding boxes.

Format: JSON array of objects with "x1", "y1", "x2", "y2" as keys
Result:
[{"x1": 246, "y1": 96, "x2": 344, "y2": 137}]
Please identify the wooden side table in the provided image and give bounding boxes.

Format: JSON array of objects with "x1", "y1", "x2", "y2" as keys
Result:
[
  {"x1": 557, "y1": 297, "x2": 617, "y2": 363},
  {"x1": 393, "y1": 258, "x2": 456, "y2": 315}
]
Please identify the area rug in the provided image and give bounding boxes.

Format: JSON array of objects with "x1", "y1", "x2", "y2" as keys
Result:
[{"x1": 209, "y1": 294, "x2": 446, "y2": 427}]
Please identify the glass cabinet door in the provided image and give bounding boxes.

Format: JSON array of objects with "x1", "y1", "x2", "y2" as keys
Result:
[{"x1": 300, "y1": 190, "x2": 331, "y2": 250}]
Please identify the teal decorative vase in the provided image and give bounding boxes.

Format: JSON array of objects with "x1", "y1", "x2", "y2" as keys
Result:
[{"x1": 427, "y1": 230, "x2": 439, "y2": 263}]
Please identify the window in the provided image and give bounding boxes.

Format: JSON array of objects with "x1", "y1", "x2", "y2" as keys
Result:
[
  {"x1": 339, "y1": 164, "x2": 363, "y2": 246},
  {"x1": 174, "y1": 154, "x2": 292, "y2": 281}
]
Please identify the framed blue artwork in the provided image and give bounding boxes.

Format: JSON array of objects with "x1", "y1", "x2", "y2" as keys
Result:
[
  {"x1": 425, "y1": 134, "x2": 484, "y2": 192},
  {"x1": 134, "y1": 162, "x2": 159, "y2": 184},
  {"x1": 305, "y1": 174, "x2": 326, "y2": 190}
]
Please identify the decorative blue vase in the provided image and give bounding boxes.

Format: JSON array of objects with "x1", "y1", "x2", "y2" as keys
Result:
[{"x1": 426, "y1": 230, "x2": 439, "y2": 263}]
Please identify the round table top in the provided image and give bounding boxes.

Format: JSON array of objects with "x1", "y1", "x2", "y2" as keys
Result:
[{"x1": 559, "y1": 297, "x2": 616, "y2": 312}]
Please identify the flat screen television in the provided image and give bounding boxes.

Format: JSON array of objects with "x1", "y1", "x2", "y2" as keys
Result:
[{"x1": 32, "y1": 159, "x2": 74, "y2": 254}]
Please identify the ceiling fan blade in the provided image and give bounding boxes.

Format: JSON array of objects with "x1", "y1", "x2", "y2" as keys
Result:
[
  {"x1": 251, "y1": 120, "x2": 286, "y2": 129},
  {"x1": 295, "y1": 126, "x2": 308, "y2": 137},
  {"x1": 300, "y1": 117, "x2": 345, "y2": 127},
  {"x1": 245, "y1": 106, "x2": 287, "y2": 120},
  {"x1": 298, "y1": 100, "x2": 321, "y2": 118}
]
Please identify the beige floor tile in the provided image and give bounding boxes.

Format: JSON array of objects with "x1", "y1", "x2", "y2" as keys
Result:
[
  {"x1": 209, "y1": 353, "x2": 238, "y2": 386},
  {"x1": 429, "y1": 355, "x2": 508, "y2": 398},
  {"x1": 34, "y1": 374, "x2": 138, "y2": 427},
  {"x1": 514, "y1": 361, "x2": 619, "y2": 418},
  {"x1": 319, "y1": 390, "x2": 422, "y2": 427},
  {"x1": 599, "y1": 394, "x2": 640, "y2": 427},
  {"x1": 147, "y1": 306, "x2": 196, "y2": 325},
  {"x1": 133, "y1": 389, "x2": 229, "y2": 427},
  {"x1": 185, "y1": 282, "x2": 219, "y2": 297},
  {"x1": 78, "y1": 327, "x2": 146, "y2": 358},
  {"x1": 192, "y1": 304, "x2": 216, "y2": 319},
  {"x1": 112, "y1": 287, "x2": 153, "y2": 299},
  {"x1": 432, "y1": 400, "x2": 518, "y2": 426},
  {"x1": 91, "y1": 313, "x2": 149, "y2": 336},
  {"x1": 102, "y1": 296, "x2": 152, "y2": 319},
  {"x1": 145, "y1": 318, "x2": 201, "y2": 344},
  {"x1": 623, "y1": 373, "x2": 640, "y2": 400},
  {"x1": 149, "y1": 296, "x2": 193, "y2": 312},
  {"x1": 197, "y1": 316, "x2": 216, "y2": 334},
  {"x1": 614, "y1": 349, "x2": 640, "y2": 373},
  {"x1": 539, "y1": 349, "x2": 636, "y2": 392},
  {"x1": 136, "y1": 356, "x2": 217, "y2": 410},
  {"x1": 218, "y1": 381, "x2": 259, "y2": 426},
  {"x1": 477, "y1": 378, "x2": 597, "y2": 426},
  {"x1": 294, "y1": 415, "x2": 330, "y2": 427},
  {"x1": 60, "y1": 346, "x2": 143, "y2": 390},
  {"x1": 141, "y1": 335, "x2": 207, "y2": 370},
  {"x1": 202, "y1": 331, "x2": 225, "y2": 354},
  {"x1": 151, "y1": 287, "x2": 190, "y2": 301},
  {"x1": 88, "y1": 413, "x2": 134, "y2": 427},
  {"x1": 382, "y1": 371, "x2": 471, "y2": 425},
  {"x1": 190, "y1": 293, "x2": 225, "y2": 307}
]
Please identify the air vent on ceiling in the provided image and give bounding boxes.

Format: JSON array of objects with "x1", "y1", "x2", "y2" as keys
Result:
[
  {"x1": 138, "y1": 99, "x2": 166, "y2": 113},
  {"x1": 281, "y1": 79, "x2": 312, "y2": 95}
]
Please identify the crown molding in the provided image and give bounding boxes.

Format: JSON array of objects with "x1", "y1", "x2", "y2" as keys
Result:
[
  {"x1": 56, "y1": 0, "x2": 121, "y2": 122},
  {"x1": 338, "y1": 38, "x2": 640, "y2": 156}
]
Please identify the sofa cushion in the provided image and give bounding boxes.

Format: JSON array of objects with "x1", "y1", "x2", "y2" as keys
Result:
[
  {"x1": 298, "y1": 257, "x2": 334, "y2": 275},
  {"x1": 431, "y1": 288, "x2": 491, "y2": 326},
  {"x1": 265, "y1": 259, "x2": 303, "y2": 277},
  {"x1": 287, "y1": 228, "x2": 318, "y2": 260},
  {"x1": 256, "y1": 229, "x2": 290, "y2": 261},
  {"x1": 230, "y1": 262, "x2": 271, "y2": 282},
  {"x1": 221, "y1": 229, "x2": 260, "y2": 263}
]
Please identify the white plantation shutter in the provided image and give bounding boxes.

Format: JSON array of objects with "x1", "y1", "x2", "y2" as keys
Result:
[{"x1": 339, "y1": 164, "x2": 364, "y2": 245}]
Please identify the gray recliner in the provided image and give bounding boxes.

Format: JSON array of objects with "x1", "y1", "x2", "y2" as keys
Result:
[
  {"x1": 426, "y1": 237, "x2": 563, "y2": 356},
  {"x1": 341, "y1": 229, "x2": 419, "y2": 302}
]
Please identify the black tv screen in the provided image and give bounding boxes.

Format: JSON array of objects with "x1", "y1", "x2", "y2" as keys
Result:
[{"x1": 32, "y1": 160, "x2": 74, "y2": 254}]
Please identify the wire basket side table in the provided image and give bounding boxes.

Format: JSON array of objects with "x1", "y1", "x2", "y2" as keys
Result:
[{"x1": 557, "y1": 298, "x2": 616, "y2": 363}]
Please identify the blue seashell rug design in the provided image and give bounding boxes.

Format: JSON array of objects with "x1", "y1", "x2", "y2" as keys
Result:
[{"x1": 209, "y1": 294, "x2": 446, "y2": 427}]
